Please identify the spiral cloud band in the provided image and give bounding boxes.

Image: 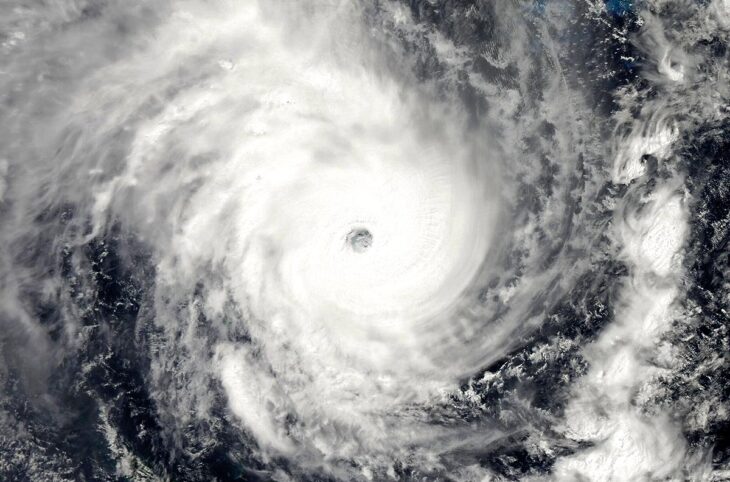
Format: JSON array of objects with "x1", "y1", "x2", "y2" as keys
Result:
[
  {"x1": 70, "y1": 1, "x2": 510, "y2": 469},
  {"x1": 1, "y1": 0, "x2": 729, "y2": 480},
  {"x1": 122, "y1": 1, "x2": 505, "y2": 464}
]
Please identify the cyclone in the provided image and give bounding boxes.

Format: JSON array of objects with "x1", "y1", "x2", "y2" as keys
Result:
[
  {"x1": 1, "y1": 0, "x2": 729, "y2": 481},
  {"x1": 98, "y1": 0, "x2": 510, "y2": 464}
]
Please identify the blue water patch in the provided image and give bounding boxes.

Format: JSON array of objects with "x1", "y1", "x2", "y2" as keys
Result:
[
  {"x1": 605, "y1": 0, "x2": 634, "y2": 17},
  {"x1": 531, "y1": 0, "x2": 635, "y2": 18}
]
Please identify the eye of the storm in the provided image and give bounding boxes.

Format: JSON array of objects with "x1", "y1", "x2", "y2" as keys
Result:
[{"x1": 346, "y1": 228, "x2": 373, "y2": 253}]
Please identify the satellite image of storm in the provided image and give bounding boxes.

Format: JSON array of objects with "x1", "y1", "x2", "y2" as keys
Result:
[{"x1": 1, "y1": 1, "x2": 729, "y2": 481}]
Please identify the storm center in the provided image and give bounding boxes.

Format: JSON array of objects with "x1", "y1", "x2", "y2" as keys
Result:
[{"x1": 346, "y1": 228, "x2": 373, "y2": 253}]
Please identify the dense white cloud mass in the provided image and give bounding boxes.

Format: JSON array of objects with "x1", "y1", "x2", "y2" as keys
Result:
[{"x1": 0, "y1": 0, "x2": 728, "y2": 481}]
